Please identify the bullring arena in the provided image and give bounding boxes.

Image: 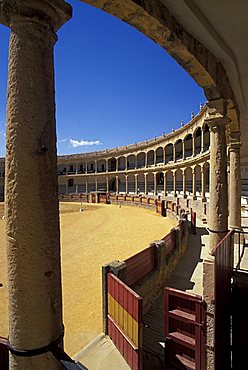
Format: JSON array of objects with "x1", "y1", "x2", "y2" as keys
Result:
[
  {"x1": 1, "y1": 103, "x2": 248, "y2": 369},
  {"x1": 0, "y1": 202, "x2": 176, "y2": 356}
]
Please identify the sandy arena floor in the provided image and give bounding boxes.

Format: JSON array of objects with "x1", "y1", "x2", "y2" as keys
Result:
[{"x1": 0, "y1": 202, "x2": 176, "y2": 356}]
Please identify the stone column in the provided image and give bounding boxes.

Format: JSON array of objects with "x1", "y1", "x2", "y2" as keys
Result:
[
  {"x1": 95, "y1": 160, "x2": 97, "y2": 173},
  {"x1": 66, "y1": 180, "x2": 69, "y2": 194},
  {"x1": 163, "y1": 171, "x2": 167, "y2": 195},
  {"x1": 192, "y1": 135, "x2": 196, "y2": 156},
  {"x1": 106, "y1": 177, "x2": 109, "y2": 193},
  {"x1": 182, "y1": 169, "x2": 186, "y2": 199},
  {"x1": 173, "y1": 171, "x2": 177, "y2": 197},
  {"x1": 135, "y1": 174, "x2": 138, "y2": 194},
  {"x1": 106, "y1": 159, "x2": 108, "y2": 173},
  {"x1": 4, "y1": 2, "x2": 72, "y2": 370},
  {"x1": 145, "y1": 152, "x2": 148, "y2": 168},
  {"x1": 192, "y1": 167, "x2": 197, "y2": 200},
  {"x1": 201, "y1": 127, "x2": 205, "y2": 153},
  {"x1": 201, "y1": 165, "x2": 206, "y2": 202},
  {"x1": 205, "y1": 99, "x2": 230, "y2": 253},
  {"x1": 95, "y1": 178, "x2": 98, "y2": 192},
  {"x1": 182, "y1": 140, "x2": 186, "y2": 160},
  {"x1": 76, "y1": 163, "x2": 78, "y2": 175},
  {"x1": 85, "y1": 180, "x2": 88, "y2": 194},
  {"x1": 116, "y1": 176, "x2": 119, "y2": 194},
  {"x1": 85, "y1": 161, "x2": 88, "y2": 174},
  {"x1": 125, "y1": 175, "x2": 128, "y2": 194},
  {"x1": 173, "y1": 144, "x2": 176, "y2": 162},
  {"x1": 229, "y1": 132, "x2": 242, "y2": 229},
  {"x1": 154, "y1": 150, "x2": 157, "y2": 166},
  {"x1": 135, "y1": 155, "x2": 137, "y2": 169},
  {"x1": 144, "y1": 173, "x2": 148, "y2": 195},
  {"x1": 76, "y1": 183, "x2": 78, "y2": 194},
  {"x1": 153, "y1": 173, "x2": 157, "y2": 195},
  {"x1": 125, "y1": 157, "x2": 128, "y2": 170}
]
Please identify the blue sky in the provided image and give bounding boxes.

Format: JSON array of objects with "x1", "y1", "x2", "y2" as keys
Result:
[{"x1": 0, "y1": 0, "x2": 206, "y2": 157}]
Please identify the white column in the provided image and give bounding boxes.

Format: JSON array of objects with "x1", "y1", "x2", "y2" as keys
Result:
[
  {"x1": 163, "y1": 171, "x2": 167, "y2": 195},
  {"x1": 182, "y1": 169, "x2": 186, "y2": 198},
  {"x1": 125, "y1": 175, "x2": 128, "y2": 194},
  {"x1": 135, "y1": 174, "x2": 138, "y2": 194},
  {"x1": 144, "y1": 173, "x2": 148, "y2": 195},
  {"x1": 153, "y1": 173, "x2": 157, "y2": 195},
  {"x1": 192, "y1": 167, "x2": 197, "y2": 200},
  {"x1": 116, "y1": 176, "x2": 119, "y2": 194},
  {"x1": 106, "y1": 177, "x2": 109, "y2": 193},
  {"x1": 173, "y1": 171, "x2": 177, "y2": 197}
]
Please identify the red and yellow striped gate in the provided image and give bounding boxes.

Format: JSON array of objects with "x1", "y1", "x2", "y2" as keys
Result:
[{"x1": 107, "y1": 273, "x2": 143, "y2": 370}]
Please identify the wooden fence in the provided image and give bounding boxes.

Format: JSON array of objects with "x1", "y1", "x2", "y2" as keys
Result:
[{"x1": 125, "y1": 245, "x2": 156, "y2": 286}]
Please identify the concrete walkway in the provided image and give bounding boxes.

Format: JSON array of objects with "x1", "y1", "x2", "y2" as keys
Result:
[{"x1": 74, "y1": 334, "x2": 131, "y2": 370}]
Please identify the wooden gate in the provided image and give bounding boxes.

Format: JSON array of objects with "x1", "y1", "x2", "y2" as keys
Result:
[
  {"x1": 211, "y1": 230, "x2": 234, "y2": 370},
  {"x1": 164, "y1": 287, "x2": 206, "y2": 370},
  {"x1": 107, "y1": 273, "x2": 143, "y2": 370}
]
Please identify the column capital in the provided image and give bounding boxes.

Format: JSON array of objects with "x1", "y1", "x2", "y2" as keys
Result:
[
  {"x1": 144, "y1": 172, "x2": 148, "y2": 177},
  {"x1": 0, "y1": 0, "x2": 72, "y2": 32},
  {"x1": 205, "y1": 98, "x2": 230, "y2": 129},
  {"x1": 229, "y1": 131, "x2": 242, "y2": 150}
]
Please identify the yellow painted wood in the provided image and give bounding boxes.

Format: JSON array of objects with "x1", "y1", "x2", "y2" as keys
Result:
[{"x1": 107, "y1": 294, "x2": 139, "y2": 346}]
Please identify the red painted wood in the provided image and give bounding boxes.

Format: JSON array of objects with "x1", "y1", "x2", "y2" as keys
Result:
[
  {"x1": 164, "y1": 287, "x2": 206, "y2": 370},
  {"x1": 211, "y1": 230, "x2": 233, "y2": 370},
  {"x1": 0, "y1": 337, "x2": 9, "y2": 370},
  {"x1": 125, "y1": 245, "x2": 156, "y2": 286},
  {"x1": 162, "y1": 229, "x2": 176, "y2": 254},
  {"x1": 108, "y1": 273, "x2": 142, "y2": 321},
  {"x1": 107, "y1": 274, "x2": 143, "y2": 370}
]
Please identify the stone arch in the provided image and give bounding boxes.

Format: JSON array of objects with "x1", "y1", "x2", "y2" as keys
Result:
[
  {"x1": 175, "y1": 139, "x2": 183, "y2": 161},
  {"x1": 195, "y1": 165, "x2": 202, "y2": 194},
  {"x1": 118, "y1": 156, "x2": 126, "y2": 170},
  {"x1": 97, "y1": 159, "x2": 106, "y2": 173},
  {"x1": 155, "y1": 147, "x2": 164, "y2": 165},
  {"x1": 109, "y1": 177, "x2": 117, "y2": 192},
  {"x1": 118, "y1": 174, "x2": 126, "y2": 193},
  {"x1": 166, "y1": 170, "x2": 173, "y2": 193},
  {"x1": 127, "y1": 154, "x2": 135, "y2": 170},
  {"x1": 147, "y1": 172, "x2": 154, "y2": 194},
  {"x1": 165, "y1": 143, "x2": 173, "y2": 163},
  {"x1": 185, "y1": 134, "x2": 193, "y2": 158},
  {"x1": 128, "y1": 173, "x2": 135, "y2": 193},
  {"x1": 147, "y1": 150, "x2": 154, "y2": 167},
  {"x1": 156, "y1": 172, "x2": 164, "y2": 194},
  {"x1": 175, "y1": 168, "x2": 183, "y2": 193},
  {"x1": 87, "y1": 161, "x2": 95, "y2": 173},
  {"x1": 194, "y1": 127, "x2": 202, "y2": 155},
  {"x1": 108, "y1": 157, "x2": 117, "y2": 172},
  {"x1": 203, "y1": 124, "x2": 210, "y2": 151},
  {"x1": 137, "y1": 152, "x2": 145, "y2": 168},
  {"x1": 185, "y1": 167, "x2": 193, "y2": 194}
]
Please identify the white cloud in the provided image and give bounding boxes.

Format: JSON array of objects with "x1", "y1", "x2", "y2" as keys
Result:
[
  {"x1": 58, "y1": 138, "x2": 67, "y2": 143},
  {"x1": 70, "y1": 139, "x2": 102, "y2": 148}
]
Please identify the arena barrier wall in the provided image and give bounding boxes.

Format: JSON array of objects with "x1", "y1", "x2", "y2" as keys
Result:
[{"x1": 102, "y1": 204, "x2": 192, "y2": 369}]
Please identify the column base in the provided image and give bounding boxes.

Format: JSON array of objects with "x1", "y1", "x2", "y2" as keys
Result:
[
  {"x1": 183, "y1": 194, "x2": 187, "y2": 199},
  {"x1": 193, "y1": 196, "x2": 197, "y2": 200},
  {"x1": 202, "y1": 197, "x2": 207, "y2": 202}
]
